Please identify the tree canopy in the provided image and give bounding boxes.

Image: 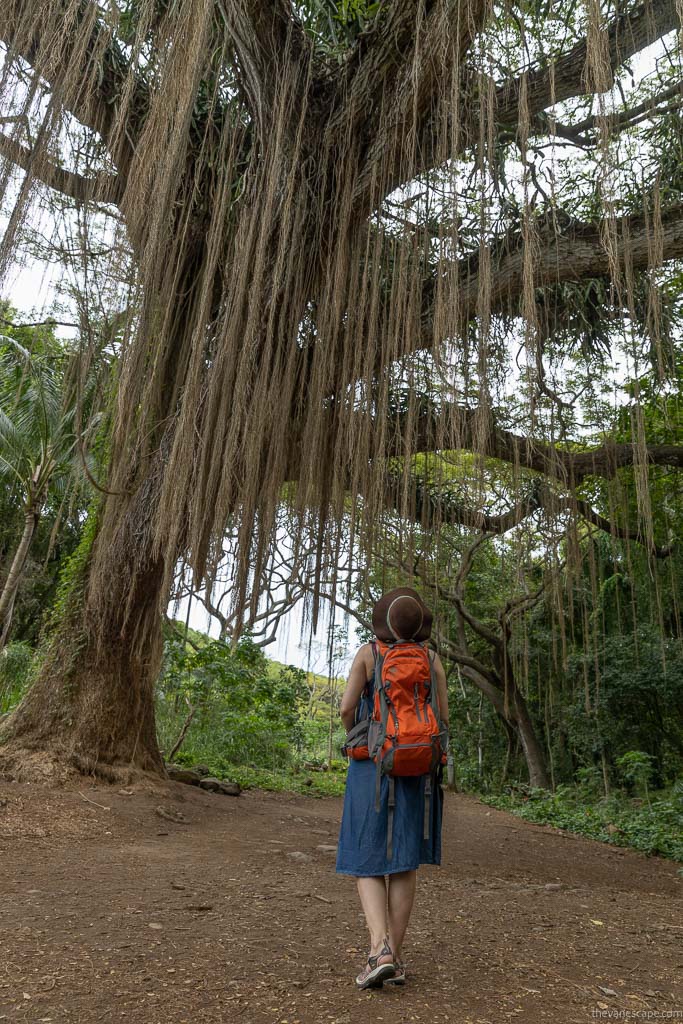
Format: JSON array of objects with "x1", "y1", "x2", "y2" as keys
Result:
[{"x1": 0, "y1": 0, "x2": 682, "y2": 775}]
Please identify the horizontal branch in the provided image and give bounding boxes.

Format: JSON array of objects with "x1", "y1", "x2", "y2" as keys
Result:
[
  {"x1": 574, "y1": 496, "x2": 674, "y2": 557},
  {"x1": 378, "y1": 469, "x2": 542, "y2": 532},
  {"x1": 404, "y1": 404, "x2": 683, "y2": 482},
  {"x1": 379, "y1": 0, "x2": 681, "y2": 193},
  {"x1": 310, "y1": 199, "x2": 683, "y2": 405},
  {"x1": 548, "y1": 82, "x2": 683, "y2": 146},
  {"x1": 378, "y1": 467, "x2": 676, "y2": 558},
  {"x1": 495, "y1": 0, "x2": 681, "y2": 130},
  {"x1": 416, "y1": 199, "x2": 683, "y2": 354},
  {"x1": 1, "y1": 0, "x2": 150, "y2": 185},
  {"x1": 0, "y1": 132, "x2": 122, "y2": 205}
]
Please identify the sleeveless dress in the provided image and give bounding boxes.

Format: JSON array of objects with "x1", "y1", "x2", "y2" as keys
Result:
[{"x1": 335, "y1": 669, "x2": 444, "y2": 877}]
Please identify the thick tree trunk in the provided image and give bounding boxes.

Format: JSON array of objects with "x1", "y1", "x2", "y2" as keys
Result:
[
  {"x1": 0, "y1": 505, "x2": 40, "y2": 650},
  {"x1": 0, "y1": 479, "x2": 167, "y2": 779}
]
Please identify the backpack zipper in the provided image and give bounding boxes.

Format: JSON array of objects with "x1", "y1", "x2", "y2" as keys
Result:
[{"x1": 414, "y1": 684, "x2": 422, "y2": 722}]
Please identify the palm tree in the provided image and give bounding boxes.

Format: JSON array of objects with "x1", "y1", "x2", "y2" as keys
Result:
[{"x1": 0, "y1": 331, "x2": 95, "y2": 648}]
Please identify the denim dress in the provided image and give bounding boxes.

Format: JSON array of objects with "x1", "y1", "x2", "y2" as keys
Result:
[{"x1": 335, "y1": 674, "x2": 443, "y2": 877}]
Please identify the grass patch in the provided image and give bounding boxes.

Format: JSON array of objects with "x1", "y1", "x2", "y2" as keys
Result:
[{"x1": 172, "y1": 750, "x2": 348, "y2": 797}]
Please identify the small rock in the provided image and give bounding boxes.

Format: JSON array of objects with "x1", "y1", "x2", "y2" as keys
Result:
[
  {"x1": 287, "y1": 851, "x2": 313, "y2": 863},
  {"x1": 166, "y1": 767, "x2": 202, "y2": 786},
  {"x1": 148, "y1": 923, "x2": 163, "y2": 930},
  {"x1": 606, "y1": 823, "x2": 621, "y2": 835},
  {"x1": 170, "y1": 882, "x2": 186, "y2": 891},
  {"x1": 190, "y1": 764, "x2": 212, "y2": 777},
  {"x1": 155, "y1": 805, "x2": 189, "y2": 824},
  {"x1": 316, "y1": 844, "x2": 338, "y2": 854},
  {"x1": 597, "y1": 987, "x2": 618, "y2": 997},
  {"x1": 544, "y1": 883, "x2": 562, "y2": 890},
  {"x1": 198, "y1": 777, "x2": 241, "y2": 796}
]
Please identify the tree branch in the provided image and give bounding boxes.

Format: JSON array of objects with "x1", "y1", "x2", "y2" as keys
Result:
[
  {"x1": 404, "y1": 403, "x2": 683, "y2": 482},
  {"x1": 0, "y1": 0, "x2": 150, "y2": 184},
  {"x1": 381, "y1": 469, "x2": 676, "y2": 557},
  {"x1": 0, "y1": 132, "x2": 122, "y2": 205},
  {"x1": 415, "y1": 199, "x2": 683, "y2": 355},
  {"x1": 337, "y1": 0, "x2": 491, "y2": 214},
  {"x1": 546, "y1": 82, "x2": 683, "y2": 146},
  {"x1": 216, "y1": 0, "x2": 315, "y2": 145},
  {"x1": 574, "y1": 496, "x2": 674, "y2": 557},
  {"x1": 494, "y1": 0, "x2": 682, "y2": 130}
]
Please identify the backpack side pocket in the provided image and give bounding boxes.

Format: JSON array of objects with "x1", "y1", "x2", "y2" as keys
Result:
[{"x1": 341, "y1": 718, "x2": 370, "y2": 760}]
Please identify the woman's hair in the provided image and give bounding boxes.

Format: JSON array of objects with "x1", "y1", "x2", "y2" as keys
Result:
[{"x1": 372, "y1": 588, "x2": 433, "y2": 641}]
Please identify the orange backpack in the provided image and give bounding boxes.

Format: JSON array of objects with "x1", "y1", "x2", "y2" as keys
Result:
[{"x1": 341, "y1": 639, "x2": 448, "y2": 859}]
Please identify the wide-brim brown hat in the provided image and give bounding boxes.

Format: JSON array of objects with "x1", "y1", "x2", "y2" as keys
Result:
[{"x1": 371, "y1": 587, "x2": 433, "y2": 642}]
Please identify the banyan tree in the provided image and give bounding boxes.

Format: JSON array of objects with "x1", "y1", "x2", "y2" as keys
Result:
[{"x1": 0, "y1": 0, "x2": 682, "y2": 778}]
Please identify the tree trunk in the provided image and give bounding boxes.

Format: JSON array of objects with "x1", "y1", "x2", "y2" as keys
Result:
[
  {"x1": 0, "y1": 505, "x2": 40, "y2": 650},
  {"x1": 0, "y1": 476, "x2": 167, "y2": 779},
  {"x1": 457, "y1": 662, "x2": 552, "y2": 790},
  {"x1": 512, "y1": 693, "x2": 553, "y2": 790}
]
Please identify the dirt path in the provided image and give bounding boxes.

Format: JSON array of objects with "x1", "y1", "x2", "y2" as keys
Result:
[{"x1": 0, "y1": 778, "x2": 681, "y2": 1023}]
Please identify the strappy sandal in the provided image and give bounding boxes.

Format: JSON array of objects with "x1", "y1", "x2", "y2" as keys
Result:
[
  {"x1": 384, "y1": 956, "x2": 406, "y2": 985},
  {"x1": 355, "y1": 938, "x2": 396, "y2": 989}
]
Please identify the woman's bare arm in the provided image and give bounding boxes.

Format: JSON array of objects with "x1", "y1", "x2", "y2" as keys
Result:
[
  {"x1": 339, "y1": 645, "x2": 372, "y2": 732},
  {"x1": 433, "y1": 652, "x2": 450, "y2": 729}
]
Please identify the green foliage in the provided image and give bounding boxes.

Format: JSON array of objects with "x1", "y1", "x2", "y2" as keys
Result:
[
  {"x1": 172, "y1": 756, "x2": 348, "y2": 798},
  {"x1": 299, "y1": 0, "x2": 382, "y2": 56},
  {"x1": 479, "y1": 782, "x2": 683, "y2": 863},
  {"x1": 157, "y1": 629, "x2": 315, "y2": 771},
  {"x1": 615, "y1": 750, "x2": 655, "y2": 805},
  {"x1": 0, "y1": 308, "x2": 95, "y2": 508},
  {"x1": 154, "y1": 623, "x2": 352, "y2": 794},
  {"x1": 0, "y1": 304, "x2": 113, "y2": 645},
  {"x1": 45, "y1": 508, "x2": 99, "y2": 638},
  {"x1": 0, "y1": 640, "x2": 37, "y2": 714}
]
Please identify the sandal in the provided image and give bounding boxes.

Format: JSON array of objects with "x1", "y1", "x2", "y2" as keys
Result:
[
  {"x1": 384, "y1": 956, "x2": 406, "y2": 985},
  {"x1": 355, "y1": 938, "x2": 396, "y2": 989}
]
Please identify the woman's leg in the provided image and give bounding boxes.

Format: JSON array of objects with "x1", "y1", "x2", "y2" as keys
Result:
[
  {"x1": 387, "y1": 869, "x2": 417, "y2": 960},
  {"x1": 356, "y1": 875, "x2": 391, "y2": 957}
]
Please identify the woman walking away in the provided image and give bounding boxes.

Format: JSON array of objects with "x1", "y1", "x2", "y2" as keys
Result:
[{"x1": 335, "y1": 587, "x2": 450, "y2": 989}]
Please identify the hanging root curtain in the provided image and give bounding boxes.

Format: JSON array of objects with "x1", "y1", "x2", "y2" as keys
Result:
[{"x1": 0, "y1": 0, "x2": 682, "y2": 771}]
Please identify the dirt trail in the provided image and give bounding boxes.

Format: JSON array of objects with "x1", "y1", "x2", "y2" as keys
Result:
[{"x1": 0, "y1": 779, "x2": 681, "y2": 1023}]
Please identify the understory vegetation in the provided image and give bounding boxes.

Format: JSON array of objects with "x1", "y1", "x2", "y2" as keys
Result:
[{"x1": 2, "y1": 601, "x2": 681, "y2": 859}]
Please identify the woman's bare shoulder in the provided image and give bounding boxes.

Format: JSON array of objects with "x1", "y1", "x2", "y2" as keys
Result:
[{"x1": 353, "y1": 642, "x2": 375, "y2": 674}]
